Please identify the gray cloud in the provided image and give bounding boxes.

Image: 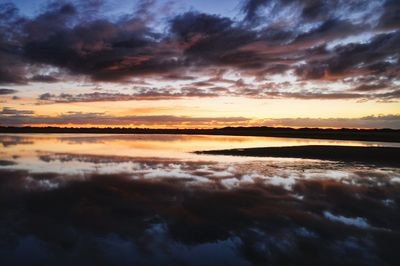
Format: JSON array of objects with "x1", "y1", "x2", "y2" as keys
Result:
[
  {"x1": 250, "y1": 89, "x2": 400, "y2": 101},
  {"x1": 262, "y1": 115, "x2": 400, "y2": 129},
  {"x1": 38, "y1": 87, "x2": 222, "y2": 103},
  {"x1": 29, "y1": 75, "x2": 60, "y2": 83},
  {"x1": 0, "y1": 107, "x2": 34, "y2": 115},
  {"x1": 0, "y1": 0, "x2": 397, "y2": 104},
  {"x1": 0, "y1": 111, "x2": 250, "y2": 126}
]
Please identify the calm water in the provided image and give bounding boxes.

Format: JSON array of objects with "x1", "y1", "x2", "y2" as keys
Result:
[{"x1": 1, "y1": 134, "x2": 400, "y2": 265}]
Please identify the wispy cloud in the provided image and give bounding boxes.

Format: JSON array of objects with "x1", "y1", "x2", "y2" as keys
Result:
[
  {"x1": 0, "y1": 109, "x2": 250, "y2": 127},
  {"x1": 1, "y1": 107, "x2": 399, "y2": 129}
]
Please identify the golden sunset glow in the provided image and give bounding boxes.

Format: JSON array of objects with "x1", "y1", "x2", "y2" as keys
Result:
[{"x1": 0, "y1": 0, "x2": 399, "y2": 129}]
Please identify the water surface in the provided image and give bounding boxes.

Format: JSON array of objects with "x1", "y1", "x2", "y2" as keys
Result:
[{"x1": 1, "y1": 134, "x2": 399, "y2": 265}]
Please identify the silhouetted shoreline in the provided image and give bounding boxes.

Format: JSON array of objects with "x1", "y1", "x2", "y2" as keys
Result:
[
  {"x1": 196, "y1": 145, "x2": 400, "y2": 167},
  {"x1": 1, "y1": 126, "x2": 400, "y2": 143}
]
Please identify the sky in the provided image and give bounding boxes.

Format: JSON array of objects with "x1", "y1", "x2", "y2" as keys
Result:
[{"x1": 0, "y1": 0, "x2": 399, "y2": 129}]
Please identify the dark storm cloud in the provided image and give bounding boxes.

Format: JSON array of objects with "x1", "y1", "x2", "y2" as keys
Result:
[
  {"x1": 292, "y1": 19, "x2": 366, "y2": 47},
  {"x1": 295, "y1": 31, "x2": 400, "y2": 81},
  {"x1": 379, "y1": 0, "x2": 400, "y2": 30},
  {"x1": 241, "y1": 0, "x2": 376, "y2": 24},
  {"x1": 0, "y1": 1, "x2": 182, "y2": 83},
  {"x1": 0, "y1": 3, "x2": 27, "y2": 84},
  {"x1": 352, "y1": 83, "x2": 390, "y2": 92},
  {"x1": 21, "y1": 2, "x2": 174, "y2": 82},
  {"x1": 0, "y1": 0, "x2": 399, "y2": 101},
  {"x1": 29, "y1": 75, "x2": 60, "y2": 83},
  {"x1": 170, "y1": 11, "x2": 258, "y2": 68}
]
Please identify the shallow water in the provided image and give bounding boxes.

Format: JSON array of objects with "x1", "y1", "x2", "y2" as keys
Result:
[{"x1": 1, "y1": 134, "x2": 400, "y2": 265}]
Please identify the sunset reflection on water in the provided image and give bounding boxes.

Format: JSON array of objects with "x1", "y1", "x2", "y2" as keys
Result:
[{"x1": 0, "y1": 134, "x2": 399, "y2": 265}]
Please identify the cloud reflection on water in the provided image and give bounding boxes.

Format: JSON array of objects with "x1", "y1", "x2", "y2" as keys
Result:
[{"x1": 0, "y1": 134, "x2": 399, "y2": 265}]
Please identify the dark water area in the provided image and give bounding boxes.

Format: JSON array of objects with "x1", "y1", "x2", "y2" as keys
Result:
[{"x1": 1, "y1": 134, "x2": 400, "y2": 265}]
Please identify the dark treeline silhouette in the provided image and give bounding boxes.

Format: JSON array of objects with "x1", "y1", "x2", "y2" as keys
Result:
[{"x1": 0, "y1": 126, "x2": 399, "y2": 142}]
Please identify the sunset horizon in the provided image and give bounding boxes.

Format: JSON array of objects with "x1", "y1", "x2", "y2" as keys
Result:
[{"x1": 0, "y1": 0, "x2": 399, "y2": 129}]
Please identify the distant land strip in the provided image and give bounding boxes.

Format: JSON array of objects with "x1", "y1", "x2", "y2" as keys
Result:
[
  {"x1": 0, "y1": 126, "x2": 400, "y2": 143},
  {"x1": 195, "y1": 145, "x2": 400, "y2": 167}
]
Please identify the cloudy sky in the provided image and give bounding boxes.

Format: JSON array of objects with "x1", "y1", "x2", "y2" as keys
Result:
[{"x1": 0, "y1": 0, "x2": 399, "y2": 128}]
